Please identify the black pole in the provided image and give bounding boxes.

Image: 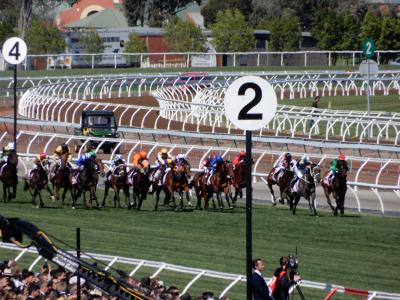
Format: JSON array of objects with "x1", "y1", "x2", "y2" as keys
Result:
[
  {"x1": 13, "y1": 64, "x2": 17, "y2": 152},
  {"x1": 76, "y1": 228, "x2": 81, "y2": 300},
  {"x1": 246, "y1": 130, "x2": 252, "y2": 300}
]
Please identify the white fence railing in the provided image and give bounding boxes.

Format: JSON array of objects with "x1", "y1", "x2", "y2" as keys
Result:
[
  {"x1": 3, "y1": 130, "x2": 399, "y2": 215},
  {"x1": 1, "y1": 243, "x2": 399, "y2": 299},
  {"x1": 17, "y1": 72, "x2": 400, "y2": 145},
  {"x1": 3, "y1": 50, "x2": 400, "y2": 70}
]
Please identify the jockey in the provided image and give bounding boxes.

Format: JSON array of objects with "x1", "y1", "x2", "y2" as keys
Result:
[
  {"x1": 233, "y1": 150, "x2": 246, "y2": 168},
  {"x1": 53, "y1": 143, "x2": 72, "y2": 168},
  {"x1": 290, "y1": 156, "x2": 309, "y2": 189},
  {"x1": 1, "y1": 142, "x2": 15, "y2": 164},
  {"x1": 208, "y1": 154, "x2": 225, "y2": 184},
  {"x1": 152, "y1": 148, "x2": 171, "y2": 182},
  {"x1": 76, "y1": 150, "x2": 96, "y2": 170},
  {"x1": 132, "y1": 150, "x2": 148, "y2": 172},
  {"x1": 111, "y1": 154, "x2": 125, "y2": 172},
  {"x1": 201, "y1": 157, "x2": 211, "y2": 173},
  {"x1": 175, "y1": 153, "x2": 187, "y2": 165},
  {"x1": 274, "y1": 153, "x2": 297, "y2": 181},
  {"x1": 28, "y1": 152, "x2": 48, "y2": 179},
  {"x1": 326, "y1": 153, "x2": 346, "y2": 185}
]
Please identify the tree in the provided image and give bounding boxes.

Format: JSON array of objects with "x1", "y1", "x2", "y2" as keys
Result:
[
  {"x1": 377, "y1": 16, "x2": 400, "y2": 62},
  {"x1": 25, "y1": 18, "x2": 65, "y2": 54},
  {"x1": 210, "y1": 9, "x2": 254, "y2": 52},
  {"x1": 77, "y1": 30, "x2": 104, "y2": 63},
  {"x1": 267, "y1": 12, "x2": 300, "y2": 51},
  {"x1": 123, "y1": 0, "x2": 202, "y2": 27},
  {"x1": 201, "y1": 0, "x2": 252, "y2": 28},
  {"x1": 163, "y1": 18, "x2": 205, "y2": 52},
  {"x1": 360, "y1": 11, "x2": 382, "y2": 43},
  {"x1": 124, "y1": 32, "x2": 147, "y2": 66}
]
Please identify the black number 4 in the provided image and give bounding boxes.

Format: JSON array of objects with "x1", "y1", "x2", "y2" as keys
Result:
[
  {"x1": 238, "y1": 82, "x2": 263, "y2": 120},
  {"x1": 8, "y1": 42, "x2": 20, "y2": 60}
]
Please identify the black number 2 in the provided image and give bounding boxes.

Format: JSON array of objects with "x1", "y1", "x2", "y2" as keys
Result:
[
  {"x1": 238, "y1": 82, "x2": 263, "y2": 120},
  {"x1": 9, "y1": 42, "x2": 20, "y2": 60}
]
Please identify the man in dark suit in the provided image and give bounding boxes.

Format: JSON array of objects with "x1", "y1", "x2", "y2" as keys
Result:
[{"x1": 250, "y1": 258, "x2": 273, "y2": 300}]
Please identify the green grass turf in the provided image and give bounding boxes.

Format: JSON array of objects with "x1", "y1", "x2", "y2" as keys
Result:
[
  {"x1": 1, "y1": 183, "x2": 399, "y2": 300},
  {"x1": 1, "y1": 64, "x2": 399, "y2": 78}
]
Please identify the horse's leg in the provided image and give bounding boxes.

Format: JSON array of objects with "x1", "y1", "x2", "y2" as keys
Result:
[
  {"x1": 138, "y1": 193, "x2": 145, "y2": 211},
  {"x1": 2, "y1": 183, "x2": 6, "y2": 202},
  {"x1": 72, "y1": 188, "x2": 82, "y2": 209},
  {"x1": 293, "y1": 195, "x2": 301, "y2": 215},
  {"x1": 195, "y1": 188, "x2": 202, "y2": 210},
  {"x1": 39, "y1": 190, "x2": 44, "y2": 208},
  {"x1": 61, "y1": 187, "x2": 67, "y2": 207},
  {"x1": 11, "y1": 184, "x2": 16, "y2": 200},
  {"x1": 54, "y1": 184, "x2": 60, "y2": 201},
  {"x1": 102, "y1": 181, "x2": 110, "y2": 208},
  {"x1": 310, "y1": 192, "x2": 317, "y2": 216},
  {"x1": 268, "y1": 181, "x2": 277, "y2": 206},
  {"x1": 46, "y1": 184, "x2": 55, "y2": 201},
  {"x1": 323, "y1": 186, "x2": 335, "y2": 213}
]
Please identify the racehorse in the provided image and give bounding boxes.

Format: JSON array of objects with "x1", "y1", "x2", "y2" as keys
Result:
[
  {"x1": 50, "y1": 153, "x2": 72, "y2": 206},
  {"x1": 284, "y1": 164, "x2": 321, "y2": 216},
  {"x1": 321, "y1": 160, "x2": 348, "y2": 216},
  {"x1": 267, "y1": 166, "x2": 294, "y2": 205},
  {"x1": 231, "y1": 162, "x2": 246, "y2": 205},
  {"x1": 102, "y1": 164, "x2": 130, "y2": 208},
  {"x1": 191, "y1": 171, "x2": 208, "y2": 210},
  {"x1": 0, "y1": 151, "x2": 18, "y2": 202},
  {"x1": 71, "y1": 158, "x2": 104, "y2": 209},
  {"x1": 206, "y1": 161, "x2": 233, "y2": 210},
  {"x1": 156, "y1": 161, "x2": 191, "y2": 211},
  {"x1": 24, "y1": 160, "x2": 54, "y2": 208},
  {"x1": 129, "y1": 159, "x2": 151, "y2": 211}
]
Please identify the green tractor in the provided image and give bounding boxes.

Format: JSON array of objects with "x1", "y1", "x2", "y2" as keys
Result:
[{"x1": 74, "y1": 110, "x2": 120, "y2": 154}]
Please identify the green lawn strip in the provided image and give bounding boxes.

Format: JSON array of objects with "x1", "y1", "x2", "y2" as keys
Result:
[
  {"x1": 1, "y1": 181, "x2": 399, "y2": 299},
  {"x1": 1, "y1": 64, "x2": 399, "y2": 78}
]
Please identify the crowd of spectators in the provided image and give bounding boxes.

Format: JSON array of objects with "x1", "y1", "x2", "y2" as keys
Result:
[{"x1": 0, "y1": 259, "x2": 230, "y2": 300}]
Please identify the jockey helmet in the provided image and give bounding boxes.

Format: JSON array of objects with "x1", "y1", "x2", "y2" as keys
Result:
[
  {"x1": 139, "y1": 150, "x2": 147, "y2": 158},
  {"x1": 7, "y1": 142, "x2": 15, "y2": 151},
  {"x1": 202, "y1": 159, "x2": 209, "y2": 166},
  {"x1": 240, "y1": 150, "x2": 246, "y2": 156},
  {"x1": 160, "y1": 148, "x2": 168, "y2": 155},
  {"x1": 90, "y1": 150, "x2": 96, "y2": 158},
  {"x1": 61, "y1": 143, "x2": 69, "y2": 152},
  {"x1": 177, "y1": 153, "x2": 185, "y2": 160},
  {"x1": 39, "y1": 152, "x2": 46, "y2": 160},
  {"x1": 338, "y1": 153, "x2": 345, "y2": 160},
  {"x1": 115, "y1": 154, "x2": 122, "y2": 161},
  {"x1": 285, "y1": 152, "x2": 292, "y2": 160}
]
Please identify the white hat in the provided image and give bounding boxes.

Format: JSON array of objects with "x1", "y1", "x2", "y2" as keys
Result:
[
  {"x1": 69, "y1": 276, "x2": 86, "y2": 286},
  {"x1": 7, "y1": 142, "x2": 15, "y2": 150}
]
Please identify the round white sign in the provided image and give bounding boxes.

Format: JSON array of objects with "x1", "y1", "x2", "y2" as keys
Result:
[
  {"x1": 2, "y1": 37, "x2": 27, "y2": 65},
  {"x1": 359, "y1": 59, "x2": 378, "y2": 78},
  {"x1": 224, "y1": 76, "x2": 277, "y2": 131}
]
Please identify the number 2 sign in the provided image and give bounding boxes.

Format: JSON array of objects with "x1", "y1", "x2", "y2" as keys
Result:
[
  {"x1": 2, "y1": 37, "x2": 27, "y2": 65},
  {"x1": 224, "y1": 76, "x2": 277, "y2": 131}
]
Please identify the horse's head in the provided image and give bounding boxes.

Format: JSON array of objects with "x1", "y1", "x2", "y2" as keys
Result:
[
  {"x1": 41, "y1": 159, "x2": 52, "y2": 174},
  {"x1": 225, "y1": 162, "x2": 235, "y2": 178},
  {"x1": 337, "y1": 160, "x2": 348, "y2": 177},
  {"x1": 95, "y1": 158, "x2": 105, "y2": 177},
  {"x1": 141, "y1": 159, "x2": 150, "y2": 173},
  {"x1": 310, "y1": 163, "x2": 321, "y2": 183},
  {"x1": 116, "y1": 164, "x2": 126, "y2": 177},
  {"x1": 8, "y1": 151, "x2": 18, "y2": 165},
  {"x1": 182, "y1": 161, "x2": 191, "y2": 179}
]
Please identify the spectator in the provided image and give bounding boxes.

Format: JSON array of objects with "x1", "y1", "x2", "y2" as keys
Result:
[
  {"x1": 27, "y1": 283, "x2": 41, "y2": 300},
  {"x1": 250, "y1": 258, "x2": 273, "y2": 300},
  {"x1": 309, "y1": 95, "x2": 321, "y2": 129},
  {"x1": 272, "y1": 261, "x2": 301, "y2": 300}
]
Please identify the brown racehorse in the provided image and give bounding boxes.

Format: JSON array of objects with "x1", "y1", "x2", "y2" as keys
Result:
[
  {"x1": 191, "y1": 171, "x2": 208, "y2": 210},
  {"x1": 156, "y1": 161, "x2": 191, "y2": 211},
  {"x1": 207, "y1": 162, "x2": 233, "y2": 210},
  {"x1": 102, "y1": 164, "x2": 130, "y2": 208},
  {"x1": 70, "y1": 158, "x2": 104, "y2": 209},
  {"x1": 24, "y1": 160, "x2": 54, "y2": 208},
  {"x1": 231, "y1": 162, "x2": 246, "y2": 205},
  {"x1": 267, "y1": 164, "x2": 294, "y2": 205},
  {"x1": 321, "y1": 160, "x2": 348, "y2": 216},
  {"x1": 129, "y1": 159, "x2": 151, "y2": 211},
  {"x1": 50, "y1": 153, "x2": 72, "y2": 206},
  {"x1": 0, "y1": 151, "x2": 18, "y2": 202}
]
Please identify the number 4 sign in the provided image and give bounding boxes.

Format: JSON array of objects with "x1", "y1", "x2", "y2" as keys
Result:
[
  {"x1": 224, "y1": 76, "x2": 277, "y2": 131},
  {"x1": 2, "y1": 37, "x2": 27, "y2": 65}
]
